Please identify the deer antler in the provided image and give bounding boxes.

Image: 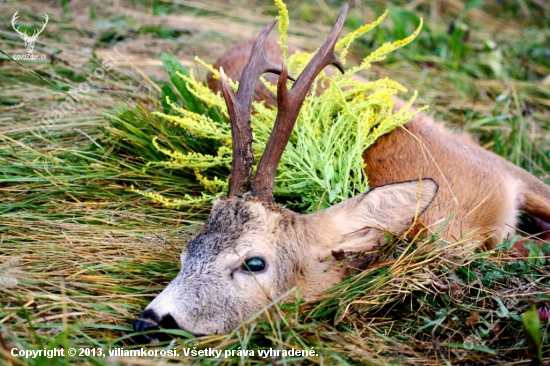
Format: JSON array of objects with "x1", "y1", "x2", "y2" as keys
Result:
[
  {"x1": 252, "y1": 5, "x2": 348, "y2": 204},
  {"x1": 220, "y1": 19, "x2": 287, "y2": 197},
  {"x1": 31, "y1": 13, "x2": 48, "y2": 39},
  {"x1": 11, "y1": 11, "x2": 48, "y2": 39},
  {"x1": 11, "y1": 11, "x2": 27, "y2": 38}
]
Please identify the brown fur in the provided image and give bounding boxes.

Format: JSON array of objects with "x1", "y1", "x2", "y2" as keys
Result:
[{"x1": 207, "y1": 37, "x2": 550, "y2": 249}]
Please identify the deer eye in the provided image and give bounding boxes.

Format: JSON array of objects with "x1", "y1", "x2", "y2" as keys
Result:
[{"x1": 242, "y1": 257, "x2": 266, "y2": 272}]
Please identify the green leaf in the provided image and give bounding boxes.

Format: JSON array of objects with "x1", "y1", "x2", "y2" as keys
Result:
[
  {"x1": 90, "y1": 4, "x2": 96, "y2": 21},
  {"x1": 324, "y1": 164, "x2": 334, "y2": 185},
  {"x1": 208, "y1": 106, "x2": 224, "y2": 123},
  {"x1": 290, "y1": 181, "x2": 309, "y2": 189},
  {"x1": 482, "y1": 270, "x2": 504, "y2": 284},
  {"x1": 420, "y1": 311, "x2": 448, "y2": 331},
  {"x1": 525, "y1": 241, "x2": 545, "y2": 266},
  {"x1": 328, "y1": 183, "x2": 342, "y2": 202},
  {"x1": 160, "y1": 84, "x2": 178, "y2": 114},
  {"x1": 492, "y1": 296, "x2": 512, "y2": 319},
  {"x1": 160, "y1": 53, "x2": 204, "y2": 114},
  {"x1": 522, "y1": 306, "x2": 542, "y2": 363}
]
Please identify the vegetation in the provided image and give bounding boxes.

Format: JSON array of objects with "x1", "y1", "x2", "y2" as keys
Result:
[
  {"x1": 0, "y1": 0, "x2": 549, "y2": 365},
  {"x1": 135, "y1": 7, "x2": 425, "y2": 211}
]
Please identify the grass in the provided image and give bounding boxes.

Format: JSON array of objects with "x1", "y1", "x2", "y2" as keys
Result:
[{"x1": 1, "y1": 0, "x2": 549, "y2": 365}]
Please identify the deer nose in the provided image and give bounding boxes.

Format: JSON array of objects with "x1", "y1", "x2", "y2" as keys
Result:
[{"x1": 133, "y1": 308, "x2": 180, "y2": 342}]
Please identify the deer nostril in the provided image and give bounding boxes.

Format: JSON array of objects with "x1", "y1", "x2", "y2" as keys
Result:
[
  {"x1": 134, "y1": 308, "x2": 160, "y2": 339},
  {"x1": 133, "y1": 309, "x2": 181, "y2": 343},
  {"x1": 157, "y1": 313, "x2": 179, "y2": 330}
]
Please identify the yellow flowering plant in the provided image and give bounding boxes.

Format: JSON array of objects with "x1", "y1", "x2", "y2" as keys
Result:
[{"x1": 134, "y1": 1, "x2": 426, "y2": 212}]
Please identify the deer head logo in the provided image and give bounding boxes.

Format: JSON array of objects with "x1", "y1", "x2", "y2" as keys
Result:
[{"x1": 11, "y1": 11, "x2": 48, "y2": 54}]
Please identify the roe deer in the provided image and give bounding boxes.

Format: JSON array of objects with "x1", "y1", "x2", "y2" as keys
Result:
[{"x1": 135, "y1": 5, "x2": 550, "y2": 339}]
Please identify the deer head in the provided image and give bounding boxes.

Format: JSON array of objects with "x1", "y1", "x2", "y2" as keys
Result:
[
  {"x1": 134, "y1": 5, "x2": 439, "y2": 340},
  {"x1": 11, "y1": 11, "x2": 48, "y2": 54}
]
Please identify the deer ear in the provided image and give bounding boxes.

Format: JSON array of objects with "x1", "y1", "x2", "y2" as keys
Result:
[{"x1": 315, "y1": 179, "x2": 438, "y2": 253}]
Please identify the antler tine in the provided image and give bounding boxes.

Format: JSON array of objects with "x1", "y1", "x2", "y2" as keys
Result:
[
  {"x1": 11, "y1": 11, "x2": 18, "y2": 27},
  {"x1": 220, "y1": 19, "x2": 287, "y2": 197},
  {"x1": 36, "y1": 14, "x2": 48, "y2": 36},
  {"x1": 31, "y1": 13, "x2": 48, "y2": 38},
  {"x1": 11, "y1": 11, "x2": 26, "y2": 37},
  {"x1": 252, "y1": 5, "x2": 348, "y2": 204}
]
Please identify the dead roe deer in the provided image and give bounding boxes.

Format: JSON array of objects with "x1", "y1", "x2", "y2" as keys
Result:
[{"x1": 135, "y1": 5, "x2": 550, "y2": 339}]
